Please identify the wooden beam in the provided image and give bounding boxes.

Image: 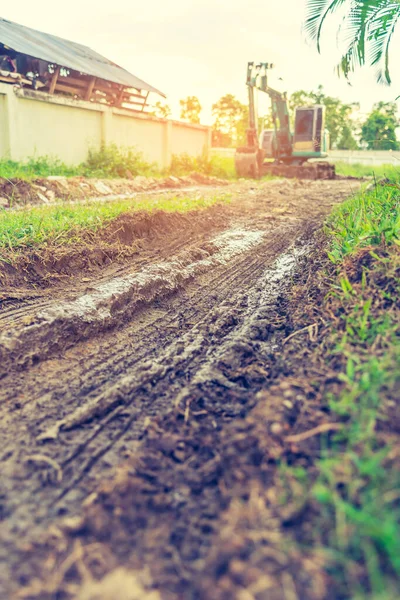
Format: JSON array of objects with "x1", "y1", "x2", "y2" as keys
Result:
[
  {"x1": 49, "y1": 66, "x2": 60, "y2": 95},
  {"x1": 54, "y1": 82, "x2": 83, "y2": 96},
  {"x1": 141, "y1": 91, "x2": 149, "y2": 112},
  {"x1": 62, "y1": 75, "x2": 91, "y2": 88},
  {"x1": 121, "y1": 95, "x2": 146, "y2": 107},
  {"x1": 85, "y1": 76, "x2": 96, "y2": 101}
]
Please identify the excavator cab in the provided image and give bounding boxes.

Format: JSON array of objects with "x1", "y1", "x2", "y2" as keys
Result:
[{"x1": 292, "y1": 105, "x2": 328, "y2": 158}]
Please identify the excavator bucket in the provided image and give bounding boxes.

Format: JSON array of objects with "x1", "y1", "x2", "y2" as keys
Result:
[{"x1": 235, "y1": 148, "x2": 261, "y2": 178}]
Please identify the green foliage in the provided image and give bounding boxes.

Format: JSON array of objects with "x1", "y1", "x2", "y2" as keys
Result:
[
  {"x1": 0, "y1": 156, "x2": 80, "y2": 179},
  {"x1": 150, "y1": 101, "x2": 172, "y2": 119},
  {"x1": 0, "y1": 147, "x2": 236, "y2": 181},
  {"x1": 0, "y1": 147, "x2": 160, "y2": 180},
  {"x1": 289, "y1": 85, "x2": 359, "y2": 149},
  {"x1": 326, "y1": 178, "x2": 400, "y2": 261},
  {"x1": 212, "y1": 94, "x2": 248, "y2": 148},
  {"x1": 0, "y1": 192, "x2": 232, "y2": 252},
  {"x1": 82, "y1": 144, "x2": 159, "y2": 178},
  {"x1": 361, "y1": 101, "x2": 399, "y2": 150},
  {"x1": 179, "y1": 96, "x2": 202, "y2": 124},
  {"x1": 168, "y1": 153, "x2": 236, "y2": 178},
  {"x1": 305, "y1": 0, "x2": 400, "y2": 84}
]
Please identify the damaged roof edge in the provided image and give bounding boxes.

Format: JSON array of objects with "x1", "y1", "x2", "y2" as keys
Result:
[{"x1": 0, "y1": 17, "x2": 166, "y2": 97}]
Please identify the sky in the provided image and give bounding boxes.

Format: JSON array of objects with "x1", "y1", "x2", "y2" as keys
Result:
[{"x1": 2, "y1": 0, "x2": 400, "y2": 124}]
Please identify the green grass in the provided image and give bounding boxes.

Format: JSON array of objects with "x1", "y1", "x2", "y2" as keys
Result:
[
  {"x1": 326, "y1": 179, "x2": 400, "y2": 262},
  {"x1": 168, "y1": 153, "x2": 237, "y2": 179},
  {"x1": 280, "y1": 179, "x2": 400, "y2": 597},
  {"x1": 0, "y1": 157, "x2": 81, "y2": 179},
  {"x1": 0, "y1": 193, "x2": 232, "y2": 252},
  {"x1": 0, "y1": 147, "x2": 237, "y2": 181},
  {"x1": 334, "y1": 161, "x2": 400, "y2": 179}
]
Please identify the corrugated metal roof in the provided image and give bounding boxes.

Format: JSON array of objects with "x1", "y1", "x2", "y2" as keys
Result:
[{"x1": 0, "y1": 17, "x2": 166, "y2": 97}]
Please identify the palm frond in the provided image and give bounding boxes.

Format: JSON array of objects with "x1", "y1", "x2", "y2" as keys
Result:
[
  {"x1": 338, "y1": 0, "x2": 379, "y2": 77},
  {"x1": 337, "y1": 0, "x2": 400, "y2": 83},
  {"x1": 305, "y1": 0, "x2": 349, "y2": 51},
  {"x1": 306, "y1": 0, "x2": 400, "y2": 84},
  {"x1": 367, "y1": 2, "x2": 400, "y2": 84}
]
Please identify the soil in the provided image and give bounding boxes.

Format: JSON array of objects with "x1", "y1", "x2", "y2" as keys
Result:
[
  {"x1": 0, "y1": 177, "x2": 361, "y2": 599},
  {"x1": 0, "y1": 173, "x2": 229, "y2": 209}
]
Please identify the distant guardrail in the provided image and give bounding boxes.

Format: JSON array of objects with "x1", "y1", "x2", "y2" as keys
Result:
[{"x1": 211, "y1": 147, "x2": 400, "y2": 167}]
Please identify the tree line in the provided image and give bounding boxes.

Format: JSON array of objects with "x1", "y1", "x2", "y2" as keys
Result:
[{"x1": 151, "y1": 90, "x2": 400, "y2": 151}]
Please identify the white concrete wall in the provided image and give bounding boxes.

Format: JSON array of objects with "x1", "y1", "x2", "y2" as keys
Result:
[
  {"x1": 0, "y1": 92, "x2": 8, "y2": 158},
  {"x1": 327, "y1": 150, "x2": 400, "y2": 167},
  {"x1": 0, "y1": 83, "x2": 210, "y2": 167},
  {"x1": 171, "y1": 121, "x2": 211, "y2": 157}
]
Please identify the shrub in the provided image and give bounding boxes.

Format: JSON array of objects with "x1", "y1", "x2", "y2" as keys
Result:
[{"x1": 82, "y1": 144, "x2": 159, "y2": 178}]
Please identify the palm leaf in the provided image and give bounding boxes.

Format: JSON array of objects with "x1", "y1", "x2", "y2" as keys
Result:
[
  {"x1": 305, "y1": 0, "x2": 400, "y2": 84},
  {"x1": 305, "y1": 0, "x2": 349, "y2": 51},
  {"x1": 367, "y1": 1, "x2": 400, "y2": 84},
  {"x1": 338, "y1": 0, "x2": 380, "y2": 77}
]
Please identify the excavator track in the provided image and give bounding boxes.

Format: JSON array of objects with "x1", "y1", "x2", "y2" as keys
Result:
[
  {"x1": 262, "y1": 161, "x2": 336, "y2": 180},
  {"x1": 235, "y1": 148, "x2": 336, "y2": 181}
]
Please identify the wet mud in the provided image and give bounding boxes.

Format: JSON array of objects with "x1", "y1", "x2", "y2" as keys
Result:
[{"x1": 0, "y1": 178, "x2": 360, "y2": 598}]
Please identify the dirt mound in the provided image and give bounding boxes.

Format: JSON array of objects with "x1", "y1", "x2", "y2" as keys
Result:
[
  {"x1": 0, "y1": 173, "x2": 229, "y2": 208},
  {"x1": 0, "y1": 204, "x2": 231, "y2": 289}
]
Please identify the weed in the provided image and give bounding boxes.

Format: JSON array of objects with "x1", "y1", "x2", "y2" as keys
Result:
[
  {"x1": 326, "y1": 180, "x2": 400, "y2": 262},
  {"x1": 0, "y1": 147, "x2": 237, "y2": 182},
  {"x1": 0, "y1": 157, "x2": 80, "y2": 180},
  {"x1": 168, "y1": 153, "x2": 236, "y2": 179},
  {"x1": 82, "y1": 144, "x2": 160, "y2": 178}
]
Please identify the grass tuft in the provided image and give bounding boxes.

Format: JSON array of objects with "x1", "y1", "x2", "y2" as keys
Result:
[
  {"x1": 326, "y1": 181, "x2": 400, "y2": 262},
  {"x1": 0, "y1": 193, "x2": 232, "y2": 252},
  {"x1": 0, "y1": 147, "x2": 237, "y2": 182}
]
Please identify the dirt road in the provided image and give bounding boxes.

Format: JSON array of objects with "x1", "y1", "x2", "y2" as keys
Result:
[{"x1": 0, "y1": 178, "x2": 359, "y2": 598}]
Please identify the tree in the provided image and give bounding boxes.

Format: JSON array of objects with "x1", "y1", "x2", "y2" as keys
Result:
[
  {"x1": 179, "y1": 96, "x2": 202, "y2": 123},
  {"x1": 289, "y1": 86, "x2": 359, "y2": 149},
  {"x1": 151, "y1": 101, "x2": 171, "y2": 119},
  {"x1": 305, "y1": 0, "x2": 400, "y2": 84},
  {"x1": 212, "y1": 94, "x2": 248, "y2": 147},
  {"x1": 360, "y1": 101, "x2": 399, "y2": 149}
]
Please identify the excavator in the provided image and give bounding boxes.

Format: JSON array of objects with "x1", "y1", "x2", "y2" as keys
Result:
[{"x1": 235, "y1": 62, "x2": 335, "y2": 180}]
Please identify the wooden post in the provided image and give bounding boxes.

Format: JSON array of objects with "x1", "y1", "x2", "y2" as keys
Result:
[
  {"x1": 49, "y1": 66, "x2": 60, "y2": 94},
  {"x1": 116, "y1": 85, "x2": 125, "y2": 107},
  {"x1": 141, "y1": 91, "x2": 149, "y2": 111},
  {"x1": 85, "y1": 76, "x2": 96, "y2": 101}
]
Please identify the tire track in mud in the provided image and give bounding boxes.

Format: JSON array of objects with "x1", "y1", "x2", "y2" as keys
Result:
[
  {"x1": 0, "y1": 228, "x2": 267, "y2": 377},
  {"x1": 0, "y1": 225, "x2": 303, "y2": 593},
  {"x1": 0, "y1": 179, "x2": 358, "y2": 597}
]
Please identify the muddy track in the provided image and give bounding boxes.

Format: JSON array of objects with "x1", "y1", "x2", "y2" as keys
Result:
[{"x1": 0, "y1": 179, "x2": 358, "y2": 597}]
